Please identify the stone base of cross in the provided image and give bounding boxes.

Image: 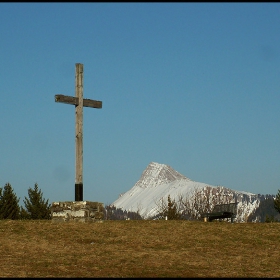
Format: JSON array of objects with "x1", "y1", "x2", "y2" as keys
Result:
[{"x1": 50, "y1": 201, "x2": 104, "y2": 222}]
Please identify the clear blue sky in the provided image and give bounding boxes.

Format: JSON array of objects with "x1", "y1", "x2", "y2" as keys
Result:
[{"x1": 1, "y1": 3, "x2": 280, "y2": 206}]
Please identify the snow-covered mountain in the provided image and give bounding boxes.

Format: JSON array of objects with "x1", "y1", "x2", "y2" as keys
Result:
[{"x1": 111, "y1": 162, "x2": 260, "y2": 222}]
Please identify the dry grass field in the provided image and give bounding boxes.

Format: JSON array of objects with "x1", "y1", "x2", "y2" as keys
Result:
[{"x1": 0, "y1": 219, "x2": 279, "y2": 277}]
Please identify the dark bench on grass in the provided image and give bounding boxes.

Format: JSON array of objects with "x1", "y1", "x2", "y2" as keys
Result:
[{"x1": 201, "y1": 202, "x2": 238, "y2": 223}]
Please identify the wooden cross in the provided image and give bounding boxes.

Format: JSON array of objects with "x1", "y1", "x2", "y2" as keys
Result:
[{"x1": 55, "y1": 63, "x2": 102, "y2": 201}]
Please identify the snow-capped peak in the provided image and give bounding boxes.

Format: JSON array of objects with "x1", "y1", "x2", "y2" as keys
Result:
[{"x1": 134, "y1": 162, "x2": 190, "y2": 189}]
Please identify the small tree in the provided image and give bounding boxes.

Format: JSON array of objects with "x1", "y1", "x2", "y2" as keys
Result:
[
  {"x1": 265, "y1": 215, "x2": 277, "y2": 223},
  {"x1": 274, "y1": 189, "x2": 280, "y2": 214},
  {"x1": 166, "y1": 195, "x2": 181, "y2": 220},
  {"x1": 22, "y1": 183, "x2": 51, "y2": 219},
  {"x1": 155, "y1": 195, "x2": 181, "y2": 220},
  {"x1": 0, "y1": 183, "x2": 20, "y2": 219}
]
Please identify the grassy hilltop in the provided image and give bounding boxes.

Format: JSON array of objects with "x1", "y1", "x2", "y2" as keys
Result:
[{"x1": 0, "y1": 220, "x2": 279, "y2": 277}]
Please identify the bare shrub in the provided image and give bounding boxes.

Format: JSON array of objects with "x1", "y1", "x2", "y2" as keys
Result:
[{"x1": 154, "y1": 186, "x2": 236, "y2": 220}]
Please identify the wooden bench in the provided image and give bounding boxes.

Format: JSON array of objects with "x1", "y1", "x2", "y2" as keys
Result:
[{"x1": 201, "y1": 202, "x2": 238, "y2": 223}]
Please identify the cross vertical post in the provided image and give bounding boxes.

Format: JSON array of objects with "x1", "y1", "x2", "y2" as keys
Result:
[
  {"x1": 75, "y1": 63, "x2": 83, "y2": 201},
  {"x1": 54, "y1": 63, "x2": 102, "y2": 202}
]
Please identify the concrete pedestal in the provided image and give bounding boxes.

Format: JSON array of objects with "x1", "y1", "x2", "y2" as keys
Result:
[{"x1": 50, "y1": 201, "x2": 104, "y2": 222}]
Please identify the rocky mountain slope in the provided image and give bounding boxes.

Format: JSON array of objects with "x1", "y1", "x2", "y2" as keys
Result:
[{"x1": 111, "y1": 162, "x2": 261, "y2": 222}]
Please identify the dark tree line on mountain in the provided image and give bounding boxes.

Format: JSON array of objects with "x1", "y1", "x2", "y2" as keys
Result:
[
  {"x1": 274, "y1": 189, "x2": 280, "y2": 213},
  {"x1": 104, "y1": 205, "x2": 142, "y2": 220},
  {"x1": 0, "y1": 183, "x2": 51, "y2": 220},
  {"x1": 248, "y1": 193, "x2": 280, "y2": 222}
]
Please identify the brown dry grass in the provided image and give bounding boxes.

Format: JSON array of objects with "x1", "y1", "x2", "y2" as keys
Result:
[{"x1": 0, "y1": 220, "x2": 279, "y2": 277}]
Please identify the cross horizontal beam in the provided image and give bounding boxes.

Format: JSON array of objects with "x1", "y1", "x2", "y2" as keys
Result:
[{"x1": 55, "y1": 94, "x2": 102, "y2": 108}]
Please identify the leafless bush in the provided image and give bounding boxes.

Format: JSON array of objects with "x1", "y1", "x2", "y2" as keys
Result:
[{"x1": 154, "y1": 186, "x2": 236, "y2": 220}]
